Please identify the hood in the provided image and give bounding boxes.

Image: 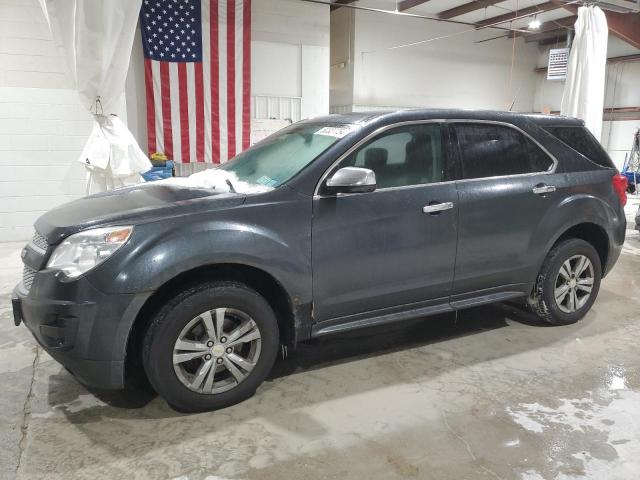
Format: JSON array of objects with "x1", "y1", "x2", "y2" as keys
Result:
[{"x1": 35, "y1": 183, "x2": 246, "y2": 245}]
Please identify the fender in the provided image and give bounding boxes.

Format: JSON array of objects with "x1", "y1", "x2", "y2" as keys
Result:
[
  {"x1": 87, "y1": 198, "x2": 313, "y2": 307},
  {"x1": 527, "y1": 192, "x2": 622, "y2": 280}
]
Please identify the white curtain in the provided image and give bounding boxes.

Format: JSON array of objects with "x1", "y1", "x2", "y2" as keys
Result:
[
  {"x1": 40, "y1": 0, "x2": 152, "y2": 193},
  {"x1": 560, "y1": 6, "x2": 608, "y2": 141}
]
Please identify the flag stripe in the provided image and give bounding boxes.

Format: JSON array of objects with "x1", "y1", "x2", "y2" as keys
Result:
[
  {"x1": 235, "y1": 0, "x2": 243, "y2": 154},
  {"x1": 151, "y1": 60, "x2": 164, "y2": 154},
  {"x1": 242, "y1": 0, "x2": 251, "y2": 150},
  {"x1": 194, "y1": 62, "x2": 205, "y2": 162},
  {"x1": 227, "y1": 0, "x2": 236, "y2": 160},
  {"x1": 178, "y1": 62, "x2": 190, "y2": 163},
  {"x1": 202, "y1": 0, "x2": 212, "y2": 163},
  {"x1": 144, "y1": 58, "x2": 157, "y2": 153},
  {"x1": 160, "y1": 61, "x2": 173, "y2": 159},
  {"x1": 186, "y1": 62, "x2": 198, "y2": 163},
  {"x1": 218, "y1": 1, "x2": 228, "y2": 163},
  {"x1": 141, "y1": 0, "x2": 250, "y2": 164},
  {"x1": 169, "y1": 63, "x2": 181, "y2": 163},
  {"x1": 212, "y1": 1, "x2": 222, "y2": 163}
]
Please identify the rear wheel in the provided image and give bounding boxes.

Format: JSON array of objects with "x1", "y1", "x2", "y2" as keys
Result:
[
  {"x1": 142, "y1": 281, "x2": 279, "y2": 412},
  {"x1": 531, "y1": 239, "x2": 602, "y2": 325}
]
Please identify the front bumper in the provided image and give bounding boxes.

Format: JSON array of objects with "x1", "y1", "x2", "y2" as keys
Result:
[{"x1": 12, "y1": 269, "x2": 149, "y2": 390}]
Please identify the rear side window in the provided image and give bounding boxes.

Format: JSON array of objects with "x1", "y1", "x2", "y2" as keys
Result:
[
  {"x1": 453, "y1": 123, "x2": 554, "y2": 180},
  {"x1": 544, "y1": 126, "x2": 614, "y2": 168}
]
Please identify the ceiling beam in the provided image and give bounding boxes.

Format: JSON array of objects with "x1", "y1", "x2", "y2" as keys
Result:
[
  {"x1": 438, "y1": 0, "x2": 506, "y2": 20},
  {"x1": 330, "y1": 0, "x2": 356, "y2": 11},
  {"x1": 552, "y1": 1, "x2": 640, "y2": 49},
  {"x1": 476, "y1": 1, "x2": 563, "y2": 27},
  {"x1": 397, "y1": 0, "x2": 431, "y2": 11},
  {"x1": 509, "y1": 15, "x2": 576, "y2": 38},
  {"x1": 606, "y1": 11, "x2": 640, "y2": 49}
]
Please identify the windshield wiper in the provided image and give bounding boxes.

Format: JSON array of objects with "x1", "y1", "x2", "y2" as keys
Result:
[{"x1": 225, "y1": 178, "x2": 237, "y2": 193}]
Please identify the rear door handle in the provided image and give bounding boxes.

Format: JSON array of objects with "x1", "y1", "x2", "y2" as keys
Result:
[
  {"x1": 532, "y1": 184, "x2": 556, "y2": 195},
  {"x1": 423, "y1": 202, "x2": 454, "y2": 214}
]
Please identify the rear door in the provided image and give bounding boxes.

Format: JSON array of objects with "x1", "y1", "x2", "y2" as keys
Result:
[
  {"x1": 449, "y1": 122, "x2": 557, "y2": 297},
  {"x1": 312, "y1": 122, "x2": 459, "y2": 321}
]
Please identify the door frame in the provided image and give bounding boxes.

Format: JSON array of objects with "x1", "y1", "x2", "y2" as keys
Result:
[{"x1": 314, "y1": 119, "x2": 559, "y2": 198}]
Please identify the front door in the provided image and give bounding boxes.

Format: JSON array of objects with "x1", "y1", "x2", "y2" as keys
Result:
[{"x1": 312, "y1": 122, "x2": 459, "y2": 322}]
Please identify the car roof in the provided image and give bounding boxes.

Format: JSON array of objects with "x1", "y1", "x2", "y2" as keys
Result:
[{"x1": 308, "y1": 109, "x2": 584, "y2": 128}]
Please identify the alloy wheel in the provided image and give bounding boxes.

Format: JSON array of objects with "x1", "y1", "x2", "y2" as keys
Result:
[
  {"x1": 554, "y1": 254, "x2": 594, "y2": 314},
  {"x1": 172, "y1": 308, "x2": 262, "y2": 394}
]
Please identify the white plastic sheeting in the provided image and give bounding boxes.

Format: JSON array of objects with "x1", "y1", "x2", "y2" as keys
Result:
[
  {"x1": 560, "y1": 6, "x2": 609, "y2": 141},
  {"x1": 39, "y1": 0, "x2": 151, "y2": 193},
  {"x1": 79, "y1": 115, "x2": 153, "y2": 192}
]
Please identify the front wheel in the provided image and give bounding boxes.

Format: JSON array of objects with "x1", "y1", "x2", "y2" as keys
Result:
[
  {"x1": 531, "y1": 239, "x2": 602, "y2": 325},
  {"x1": 142, "y1": 281, "x2": 279, "y2": 412}
]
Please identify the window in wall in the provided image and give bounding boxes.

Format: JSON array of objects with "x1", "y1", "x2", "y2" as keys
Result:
[
  {"x1": 453, "y1": 123, "x2": 554, "y2": 179},
  {"x1": 341, "y1": 124, "x2": 446, "y2": 189}
]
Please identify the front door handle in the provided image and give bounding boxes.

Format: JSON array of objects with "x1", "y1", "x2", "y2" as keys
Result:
[
  {"x1": 423, "y1": 202, "x2": 454, "y2": 214},
  {"x1": 532, "y1": 184, "x2": 556, "y2": 195}
]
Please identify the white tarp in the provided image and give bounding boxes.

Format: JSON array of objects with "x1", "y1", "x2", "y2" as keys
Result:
[
  {"x1": 560, "y1": 6, "x2": 609, "y2": 141},
  {"x1": 79, "y1": 114, "x2": 153, "y2": 192},
  {"x1": 39, "y1": 0, "x2": 151, "y2": 193}
]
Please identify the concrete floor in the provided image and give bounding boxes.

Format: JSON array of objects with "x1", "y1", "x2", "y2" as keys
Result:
[{"x1": 2, "y1": 204, "x2": 640, "y2": 480}]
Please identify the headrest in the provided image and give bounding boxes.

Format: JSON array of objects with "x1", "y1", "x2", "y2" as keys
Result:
[
  {"x1": 406, "y1": 135, "x2": 432, "y2": 155},
  {"x1": 364, "y1": 147, "x2": 388, "y2": 170}
]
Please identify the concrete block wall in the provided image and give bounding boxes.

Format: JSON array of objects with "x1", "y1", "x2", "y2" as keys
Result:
[{"x1": 0, "y1": 0, "x2": 91, "y2": 242}]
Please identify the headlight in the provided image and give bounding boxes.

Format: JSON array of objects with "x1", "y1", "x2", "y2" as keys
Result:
[{"x1": 47, "y1": 226, "x2": 133, "y2": 279}]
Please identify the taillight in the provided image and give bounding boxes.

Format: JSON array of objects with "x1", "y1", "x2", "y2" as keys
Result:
[{"x1": 612, "y1": 173, "x2": 628, "y2": 206}]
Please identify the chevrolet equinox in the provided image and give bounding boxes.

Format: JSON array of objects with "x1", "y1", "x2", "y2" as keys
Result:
[{"x1": 12, "y1": 110, "x2": 627, "y2": 412}]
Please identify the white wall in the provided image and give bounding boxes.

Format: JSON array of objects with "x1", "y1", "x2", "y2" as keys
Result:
[
  {"x1": 331, "y1": 2, "x2": 540, "y2": 113},
  {"x1": 245, "y1": 0, "x2": 330, "y2": 122},
  {"x1": 534, "y1": 36, "x2": 640, "y2": 169},
  {"x1": 0, "y1": 0, "x2": 91, "y2": 242}
]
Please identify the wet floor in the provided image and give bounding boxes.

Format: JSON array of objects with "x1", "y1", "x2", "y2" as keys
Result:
[{"x1": 2, "y1": 210, "x2": 640, "y2": 479}]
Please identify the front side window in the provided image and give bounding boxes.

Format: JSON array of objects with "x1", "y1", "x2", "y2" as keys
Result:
[
  {"x1": 340, "y1": 123, "x2": 446, "y2": 189},
  {"x1": 453, "y1": 123, "x2": 553, "y2": 180}
]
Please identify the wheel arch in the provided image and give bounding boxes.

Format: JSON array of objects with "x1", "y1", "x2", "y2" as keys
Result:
[
  {"x1": 124, "y1": 263, "x2": 299, "y2": 383},
  {"x1": 549, "y1": 222, "x2": 610, "y2": 272}
]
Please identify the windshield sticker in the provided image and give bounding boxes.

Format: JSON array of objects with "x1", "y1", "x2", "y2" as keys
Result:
[
  {"x1": 256, "y1": 175, "x2": 278, "y2": 187},
  {"x1": 315, "y1": 125, "x2": 356, "y2": 139}
]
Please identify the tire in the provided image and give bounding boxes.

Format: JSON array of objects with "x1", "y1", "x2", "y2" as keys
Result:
[
  {"x1": 531, "y1": 238, "x2": 602, "y2": 325},
  {"x1": 142, "y1": 281, "x2": 279, "y2": 412}
]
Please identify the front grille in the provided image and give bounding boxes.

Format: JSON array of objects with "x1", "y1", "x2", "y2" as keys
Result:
[
  {"x1": 22, "y1": 265, "x2": 36, "y2": 290},
  {"x1": 31, "y1": 230, "x2": 48, "y2": 251}
]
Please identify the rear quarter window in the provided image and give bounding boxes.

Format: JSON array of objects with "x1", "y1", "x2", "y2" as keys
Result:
[{"x1": 544, "y1": 126, "x2": 615, "y2": 169}]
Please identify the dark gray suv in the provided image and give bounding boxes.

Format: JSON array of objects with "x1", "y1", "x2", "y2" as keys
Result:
[{"x1": 12, "y1": 109, "x2": 627, "y2": 412}]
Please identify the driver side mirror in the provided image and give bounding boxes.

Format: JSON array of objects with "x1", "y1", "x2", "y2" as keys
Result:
[{"x1": 323, "y1": 167, "x2": 377, "y2": 195}]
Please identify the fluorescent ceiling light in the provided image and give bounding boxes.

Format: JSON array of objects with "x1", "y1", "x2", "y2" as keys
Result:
[{"x1": 528, "y1": 18, "x2": 542, "y2": 30}]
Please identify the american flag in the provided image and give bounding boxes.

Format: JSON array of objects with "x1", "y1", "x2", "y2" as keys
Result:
[{"x1": 140, "y1": 0, "x2": 251, "y2": 164}]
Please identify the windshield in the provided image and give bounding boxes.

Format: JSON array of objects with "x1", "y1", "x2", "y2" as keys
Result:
[{"x1": 219, "y1": 123, "x2": 357, "y2": 188}]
